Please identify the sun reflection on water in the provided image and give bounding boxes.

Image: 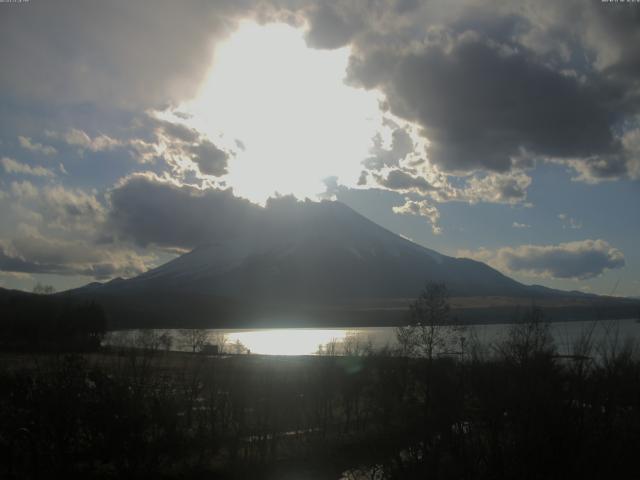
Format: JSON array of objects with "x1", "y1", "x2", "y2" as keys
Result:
[{"x1": 225, "y1": 329, "x2": 349, "y2": 356}]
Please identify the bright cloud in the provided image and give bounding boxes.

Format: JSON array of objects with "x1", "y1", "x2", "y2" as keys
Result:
[
  {"x1": 1, "y1": 157, "x2": 55, "y2": 177},
  {"x1": 57, "y1": 129, "x2": 121, "y2": 153},
  {"x1": 392, "y1": 199, "x2": 442, "y2": 234},
  {"x1": 18, "y1": 136, "x2": 57, "y2": 156}
]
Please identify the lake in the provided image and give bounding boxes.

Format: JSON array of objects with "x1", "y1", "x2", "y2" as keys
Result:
[{"x1": 104, "y1": 318, "x2": 640, "y2": 357}]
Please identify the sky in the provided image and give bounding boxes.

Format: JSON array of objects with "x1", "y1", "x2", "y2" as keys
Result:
[{"x1": 0, "y1": 0, "x2": 639, "y2": 297}]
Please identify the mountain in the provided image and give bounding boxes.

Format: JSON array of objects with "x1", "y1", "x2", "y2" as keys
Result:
[
  {"x1": 109, "y1": 201, "x2": 527, "y2": 299},
  {"x1": 61, "y1": 201, "x2": 637, "y2": 328}
]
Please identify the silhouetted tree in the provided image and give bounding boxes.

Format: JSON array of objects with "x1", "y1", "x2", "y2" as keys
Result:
[
  {"x1": 496, "y1": 305, "x2": 555, "y2": 366},
  {"x1": 179, "y1": 328, "x2": 209, "y2": 353},
  {"x1": 396, "y1": 282, "x2": 461, "y2": 360},
  {"x1": 208, "y1": 332, "x2": 228, "y2": 354}
]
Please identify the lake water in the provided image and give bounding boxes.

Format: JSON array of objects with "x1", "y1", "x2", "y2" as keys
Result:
[{"x1": 104, "y1": 318, "x2": 640, "y2": 357}]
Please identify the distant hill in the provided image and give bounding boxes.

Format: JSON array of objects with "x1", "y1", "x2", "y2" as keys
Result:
[{"x1": 48, "y1": 201, "x2": 639, "y2": 328}]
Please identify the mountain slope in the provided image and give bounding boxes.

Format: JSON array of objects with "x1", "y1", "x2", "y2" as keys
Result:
[{"x1": 96, "y1": 201, "x2": 528, "y2": 300}]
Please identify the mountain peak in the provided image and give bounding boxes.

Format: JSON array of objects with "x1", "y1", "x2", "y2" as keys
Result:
[{"x1": 86, "y1": 199, "x2": 532, "y2": 302}]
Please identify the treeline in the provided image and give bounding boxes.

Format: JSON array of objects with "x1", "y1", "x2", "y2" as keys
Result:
[
  {"x1": 1, "y1": 319, "x2": 639, "y2": 479},
  {"x1": 0, "y1": 293, "x2": 106, "y2": 352}
]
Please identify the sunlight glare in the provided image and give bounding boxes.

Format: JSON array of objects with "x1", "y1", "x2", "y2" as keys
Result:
[
  {"x1": 180, "y1": 21, "x2": 385, "y2": 203},
  {"x1": 226, "y1": 329, "x2": 349, "y2": 356}
]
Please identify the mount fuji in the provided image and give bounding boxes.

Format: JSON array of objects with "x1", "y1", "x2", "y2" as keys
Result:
[{"x1": 62, "y1": 201, "x2": 627, "y2": 328}]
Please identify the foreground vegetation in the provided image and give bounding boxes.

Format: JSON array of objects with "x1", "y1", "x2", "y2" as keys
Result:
[
  {"x1": 2, "y1": 284, "x2": 639, "y2": 478},
  {"x1": 0, "y1": 291, "x2": 106, "y2": 352},
  {"x1": 1, "y1": 318, "x2": 639, "y2": 479}
]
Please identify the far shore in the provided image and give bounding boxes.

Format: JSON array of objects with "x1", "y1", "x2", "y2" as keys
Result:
[{"x1": 99, "y1": 296, "x2": 640, "y2": 330}]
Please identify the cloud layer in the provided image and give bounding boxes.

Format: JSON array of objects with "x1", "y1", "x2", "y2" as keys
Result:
[
  {"x1": 0, "y1": 180, "x2": 153, "y2": 279},
  {"x1": 320, "y1": 0, "x2": 640, "y2": 182},
  {"x1": 0, "y1": 0, "x2": 244, "y2": 109},
  {"x1": 0, "y1": 232, "x2": 149, "y2": 279},
  {"x1": 460, "y1": 240, "x2": 625, "y2": 280},
  {"x1": 107, "y1": 173, "x2": 261, "y2": 250}
]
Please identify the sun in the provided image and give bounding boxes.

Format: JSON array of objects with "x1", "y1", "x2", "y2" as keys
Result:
[{"x1": 176, "y1": 21, "x2": 386, "y2": 204}]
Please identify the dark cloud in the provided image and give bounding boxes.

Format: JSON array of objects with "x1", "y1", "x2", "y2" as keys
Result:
[
  {"x1": 304, "y1": 4, "x2": 355, "y2": 49},
  {"x1": 0, "y1": 0, "x2": 244, "y2": 109},
  {"x1": 158, "y1": 120, "x2": 200, "y2": 144},
  {"x1": 565, "y1": 154, "x2": 631, "y2": 183},
  {"x1": 374, "y1": 169, "x2": 434, "y2": 194},
  {"x1": 372, "y1": 167, "x2": 531, "y2": 206},
  {"x1": 595, "y1": 7, "x2": 640, "y2": 81},
  {"x1": 349, "y1": 31, "x2": 620, "y2": 173},
  {"x1": 106, "y1": 174, "x2": 353, "y2": 252},
  {"x1": 460, "y1": 239, "x2": 625, "y2": 280},
  {"x1": 290, "y1": 0, "x2": 639, "y2": 181},
  {"x1": 130, "y1": 113, "x2": 201, "y2": 145},
  {"x1": 364, "y1": 127, "x2": 414, "y2": 170},
  {"x1": 126, "y1": 114, "x2": 234, "y2": 173},
  {"x1": 254, "y1": 1, "x2": 640, "y2": 183},
  {"x1": 188, "y1": 140, "x2": 229, "y2": 177},
  {"x1": 531, "y1": 1, "x2": 640, "y2": 85},
  {"x1": 107, "y1": 174, "x2": 262, "y2": 249}
]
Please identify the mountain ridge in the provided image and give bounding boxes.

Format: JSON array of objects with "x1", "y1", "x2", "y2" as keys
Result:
[{"x1": 82, "y1": 200, "x2": 531, "y2": 300}]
